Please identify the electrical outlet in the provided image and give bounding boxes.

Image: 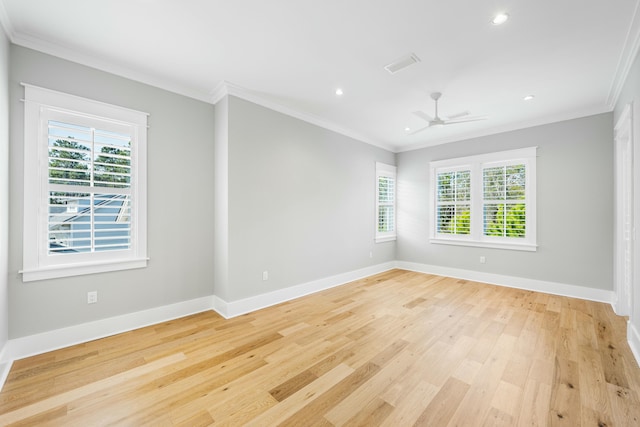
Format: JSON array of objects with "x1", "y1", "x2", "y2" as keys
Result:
[
  {"x1": 87, "y1": 291, "x2": 98, "y2": 304},
  {"x1": 262, "y1": 271, "x2": 269, "y2": 281},
  {"x1": 480, "y1": 256, "x2": 486, "y2": 264},
  {"x1": 369, "y1": 251, "x2": 373, "y2": 258}
]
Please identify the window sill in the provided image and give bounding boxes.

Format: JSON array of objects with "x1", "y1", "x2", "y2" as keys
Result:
[
  {"x1": 21, "y1": 258, "x2": 148, "y2": 282},
  {"x1": 430, "y1": 238, "x2": 537, "y2": 252},
  {"x1": 375, "y1": 235, "x2": 397, "y2": 243}
]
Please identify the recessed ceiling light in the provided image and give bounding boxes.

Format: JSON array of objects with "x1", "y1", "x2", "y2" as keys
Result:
[
  {"x1": 405, "y1": 127, "x2": 411, "y2": 132},
  {"x1": 491, "y1": 13, "x2": 509, "y2": 25},
  {"x1": 335, "y1": 88, "x2": 344, "y2": 96},
  {"x1": 523, "y1": 95, "x2": 535, "y2": 101}
]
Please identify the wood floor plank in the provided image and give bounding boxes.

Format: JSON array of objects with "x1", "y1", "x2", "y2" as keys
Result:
[{"x1": 1, "y1": 269, "x2": 639, "y2": 426}]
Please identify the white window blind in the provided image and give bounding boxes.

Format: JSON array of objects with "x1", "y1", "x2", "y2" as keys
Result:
[
  {"x1": 430, "y1": 147, "x2": 537, "y2": 251},
  {"x1": 436, "y1": 169, "x2": 471, "y2": 235},
  {"x1": 482, "y1": 164, "x2": 526, "y2": 238},
  {"x1": 376, "y1": 162, "x2": 397, "y2": 243},
  {"x1": 48, "y1": 120, "x2": 133, "y2": 254}
]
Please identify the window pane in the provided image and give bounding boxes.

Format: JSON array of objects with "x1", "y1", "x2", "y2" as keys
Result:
[
  {"x1": 48, "y1": 192, "x2": 131, "y2": 254},
  {"x1": 437, "y1": 172, "x2": 454, "y2": 202},
  {"x1": 483, "y1": 167, "x2": 504, "y2": 200},
  {"x1": 48, "y1": 192, "x2": 91, "y2": 253},
  {"x1": 437, "y1": 170, "x2": 470, "y2": 202},
  {"x1": 506, "y1": 165, "x2": 525, "y2": 200},
  {"x1": 455, "y1": 170, "x2": 470, "y2": 201},
  {"x1": 378, "y1": 206, "x2": 395, "y2": 232},
  {"x1": 437, "y1": 204, "x2": 470, "y2": 235},
  {"x1": 94, "y1": 129, "x2": 132, "y2": 189},
  {"x1": 483, "y1": 164, "x2": 526, "y2": 201},
  {"x1": 378, "y1": 177, "x2": 395, "y2": 204},
  {"x1": 483, "y1": 203, "x2": 526, "y2": 238},
  {"x1": 94, "y1": 194, "x2": 131, "y2": 251}
]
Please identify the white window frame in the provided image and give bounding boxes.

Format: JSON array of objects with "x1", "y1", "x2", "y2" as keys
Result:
[
  {"x1": 429, "y1": 147, "x2": 537, "y2": 251},
  {"x1": 375, "y1": 162, "x2": 397, "y2": 243},
  {"x1": 21, "y1": 84, "x2": 148, "y2": 282}
]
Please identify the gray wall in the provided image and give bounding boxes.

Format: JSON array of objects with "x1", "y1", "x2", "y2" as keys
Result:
[
  {"x1": 397, "y1": 113, "x2": 614, "y2": 290},
  {"x1": 8, "y1": 46, "x2": 216, "y2": 338},
  {"x1": 0, "y1": 26, "x2": 9, "y2": 352},
  {"x1": 222, "y1": 96, "x2": 395, "y2": 301}
]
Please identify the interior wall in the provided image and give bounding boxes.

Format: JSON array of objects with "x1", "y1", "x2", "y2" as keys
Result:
[
  {"x1": 8, "y1": 46, "x2": 216, "y2": 338},
  {"x1": 0, "y1": 24, "x2": 10, "y2": 353},
  {"x1": 396, "y1": 113, "x2": 614, "y2": 291},
  {"x1": 223, "y1": 96, "x2": 396, "y2": 302}
]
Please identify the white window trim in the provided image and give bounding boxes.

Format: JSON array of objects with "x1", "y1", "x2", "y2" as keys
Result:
[
  {"x1": 429, "y1": 147, "x2": 537, "y2": 251},
  {"x1": 375, "y1": 162, "x2": 397, "y2": 243},
  {"x1": 21, "y1": 84, "x2": 149, "y2": 282}
]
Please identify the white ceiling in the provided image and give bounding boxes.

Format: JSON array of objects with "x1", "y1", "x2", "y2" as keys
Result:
[{"x1": 1, "y1": 0, "x2": 639, "y2": 152}]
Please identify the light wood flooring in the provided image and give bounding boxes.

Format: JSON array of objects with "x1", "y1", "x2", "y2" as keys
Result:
[{"x1": 1, "y1": 269, "x2": 640, "y2": 426}]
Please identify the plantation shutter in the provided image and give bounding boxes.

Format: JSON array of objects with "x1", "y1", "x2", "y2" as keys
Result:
[
  {"x1": 435, "y1": 169, "x2": 471, "y2": 235},
  {"x1": 482, "y1": 164, "x2": 526, "y2": 238},
  {"x1": 47, "y1": 119, "x2": 133, "y2": 254},
  {"x1": 376, "y1": 162, "x2": 397, "y2": 242}
]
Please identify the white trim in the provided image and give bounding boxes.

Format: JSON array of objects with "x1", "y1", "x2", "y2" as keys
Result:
[
  {"x1": 0, "y1": 296, "x2": 213, "y2": 365},
  {"x1": 430, "y1": 238, "x2": 537, "y2": 252},
  {"x1": 395, "y1": 261, "x2": 615, "y2": 304},
  {"x1": 0, "y1": 361, "x2": 11, "y2": 396},
  {"x1": 22, "y1": 85, "x2": 148, "y2": 281},
  {"x1": 0, "y1": 0, "x2": 14, "y2": 40},
  {"x1": 20, "y1": 258, "x2": 148, "y2": 282},
  {"x1": 613, "y1": 103, "x2": 634, "y2": 316},
  {"x1": 11, "y1": 33, "x2": 213, "y2": 103},
  {"x1": 0, "y1": 260, "x2": 629, "y2": 392},
  {"x1": 212, "y1": 262, "x2": 396, "y2": 319},
  {"x1": 211, "y1": 81, "x2": 394, "y2": 152},
  {"x1": 607, "y1": 0, "x2": 640, "y2": 109},
  {"x1": 628, "y1": 321, "x2": 640, "y2": 366}
]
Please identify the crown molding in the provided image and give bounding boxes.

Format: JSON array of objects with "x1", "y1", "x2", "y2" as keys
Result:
[
  {"x1": 210, "y1": 80, "x2": 396, "y2": 152},
  {"x1": 607, "y1": 0, "x2": 640, "y2": 109},
  {"x1": 396, "y1": 104, "x2": 610, "y2": 153},
  {"x1": 10, "y1": 31, "x2": 213, "y2": 104},
  {"x1": 0, "y1": 0, "x2": 14, "y2": 40}
]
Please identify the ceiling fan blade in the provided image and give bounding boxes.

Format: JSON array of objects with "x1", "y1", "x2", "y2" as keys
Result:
[
  {"x1": 408, "y1": 125, "x2": 431, "y2": 135},
  {"x1": 444, "y1": 110, "x2": 470, "y2": 120},
  {"x1": 443, "y1": 116, "x2": 488, "y2": 125},
  {"x1": 412, "y1": 110, "x2": 434, "y2": 122}
]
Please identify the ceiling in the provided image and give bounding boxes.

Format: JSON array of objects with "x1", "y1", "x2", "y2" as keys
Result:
[{"x1": 1, "y1": 0, "x2": 639, "y2": 152}]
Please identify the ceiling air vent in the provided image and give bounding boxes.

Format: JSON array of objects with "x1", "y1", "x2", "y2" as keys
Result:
[{"x1": 384, "y1": 53, "x2": 421, "y2": 74}]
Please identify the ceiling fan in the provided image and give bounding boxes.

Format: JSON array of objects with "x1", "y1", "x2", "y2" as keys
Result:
[{"x1": 409, "y1": 92, "x2": 487, "y2": 135}]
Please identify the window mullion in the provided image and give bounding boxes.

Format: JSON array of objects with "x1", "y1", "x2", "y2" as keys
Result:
[{"x1": 470, "y1": 163, "x2": 482, "y2": 241}]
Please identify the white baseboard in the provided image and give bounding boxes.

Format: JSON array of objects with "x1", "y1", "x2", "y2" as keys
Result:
[
  {"x1": 0, "y1": 260, "x2": 623, "y2": 393},
  {"x1": 0, "y1": 361, "x2": 11, "y2": 392},
  {"x1": 628, "y1": 321, "x2": 640, "y2": 367},
  {"x1": 395, "y1": 261, "x2": 616, "y2": 304},
  {"x1": 213, "y1": 262, "x2": 396, "y2": 318},
  {"x1": 1, "y1": 296, "x2": 214, "y2": 365}
]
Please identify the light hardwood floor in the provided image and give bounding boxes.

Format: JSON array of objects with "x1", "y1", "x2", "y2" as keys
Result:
[{"x1": 1, "y1": 269, "x2": 640, "y2": 426}]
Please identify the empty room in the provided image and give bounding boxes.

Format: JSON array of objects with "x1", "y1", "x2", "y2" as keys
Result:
[{"x1": 1, "y1": 0, "x2": 640, "y2": 425}]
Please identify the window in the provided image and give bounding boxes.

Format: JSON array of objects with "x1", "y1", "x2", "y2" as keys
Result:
[
  {"x1": 376, "y1": 162, "x2": 396, "y2": 243},
  {"x1": 21, "y1": 84, "x2": 148, "y2": 281},
  {"x1": 430, "y1": 147, "x2": 536, "y2": 251}
]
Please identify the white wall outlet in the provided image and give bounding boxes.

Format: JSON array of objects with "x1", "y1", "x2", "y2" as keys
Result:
[
  {"x1": 480, "y1": 256, "x2": 486, "y2": 264},
  {"x1": 369, "y1": 251, "x2": 373, "y2": 258},
  {"x1": 87, "y1": 291, "x2": 98, "y2": 304},
  {"x1": 262, "y1": 271, "x2": 269, "y2": 281}
]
